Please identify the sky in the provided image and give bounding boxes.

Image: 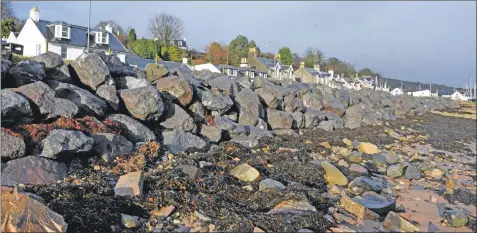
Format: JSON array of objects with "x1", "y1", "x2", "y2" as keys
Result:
[{"x1": 11, "y1": 1, "x2": 477, "y2": 88}]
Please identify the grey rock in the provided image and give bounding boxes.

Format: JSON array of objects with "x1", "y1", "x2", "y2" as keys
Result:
[
  {"x1": 292, "y1": 112, "x2": 305, "y2": 129},
  {"x1": 322, "y1": 95, "x2": 346, "y2": 116},
  {"x1": 214, "y1": 116, "x2": 247, "y2": 136},
  {"x1": 9, "y1": 60, "x2": 45, "y2": 86},
  {"x1": 209, "y1": 75, "x2": 239, "y2": 96},
  {"x1": 51, "y1": 98, "x2": 79, "y2": 118},
  {"x1": 231, "y1": 135, "x2": 259, "y2": 148},
  {"x1": 1, "y1": 130, "x2": 26, "y2": 160},
  {"x1": 256, "y1": 118, "x2": 268, "y2": 130},
  {"x1": 1, "y1": 89, "x2": 33, "y2": 123},
  {"x1": 283, "y1": 95, "x2": 304, "y2": 112},
  {"x1": 45, "y1": 63, "x2": 72, "y2": 83},
  {"x1": 267, "y1": 109, "x2": 294, "y2": 129},
  {"x1": 404, "y1": 165, "x2": 421, "y2": 180},
  {"x1": 96, "y1": 84, "x2": 119, "y2": 110},
  {"x1": 161, "y1": 103, "x2": 195, "y2": 132},
  {"x1": 31, "y1": 51, "x2": 64, "y2": 69},
  {"x1": 196, "y1": 86, "x2": 233, "y2": 113},
  {"x1": 225, "y1": 111, "x2": 239, "y2": 122},
  {"x1": 349, "y1": 164, "x2": 369, "y2": 176},
  {"x1": 199, "y1": 125, "x2": 223, "y2": 143},
  {"x1": 353, "y1": 192, "x2": 396, "y2": 215},
  {"x1": 162, "y1": 131, "x2": 207, "y2": 154},
  {"x1": 348, "y1": 176, "x2": 383, "y2": 195},
  {"x1": 302, "y1": 92, "x2": 323, "y2": 110},
  {"x1": 92, "y1": 133, "x2": 134, "y2": 163},
  {"x1": 47, "y1": 80, "x2": 108, "y2": 116},
  {"x1": 116, "y1": 76, "x2": 150, "y2": 89},
  {"x1": 259, "y1": 178, "x2": 285, "y2": 191},
  {"x1": 188, "y1": 101, "x2": 206, "y2": 123},
  {"x1": 118, "y1": 87, "x2": 164, "y2": 121},
  {"x1": 317, "y1": 120, "x2": 338, "y2": 132},
  {"x1": 106, "y1": 114, "x2": 156, "y2": 143},
  {"x1": 384, "y1": 152, "x2": 400, "y2": 165},
  {"x1": 71, "y1": 53, "x2": 113, "y2": 91},
  {"x1": 231, "y1": 75, "x2": 252, "y2": 89},
  {"x1": 386, "y1": 164, "x2": 406, "y2": 178},
  {"x1": 176, "y1": 165, "x2": 198, "y2": 179},
  {"x1": 248, "y1": 125, "x2": 274, "y2": 139},
  {"x1": 155, "y1": 75, "x2": 193, "y2": 107},
  {"x1": 442, "y1": 208, "x2": 468, "y2": 228},
  {"x1": 303, "y1": 109, "x2": 321, "y2": 128},
  {"x1": 14, "y1": 81, "x2": 56, "y2": 118},
  {"x1": 255, "y1": 87, "x2": 282, "y2": 109},
  {"x1": 273, "y1": 129, "x2": 299, "y2": 137},
  {"x1": 235, "y1": 88, "x2": 262, "y2": 126},
  {"x1": 40, "y1": 129, "x2": 95, "y2": 159},
  {"x1": 1, "y1": 58, "x2": 12, "y2": 79},
  {"x1": 371, "y1": 154, "x2": 388, "y2": 167},
  {"x1": 343, "y1": 103, "x2": 367, "y2": 129},
  {"x1": 1, "y1": 156, "x2": 68, "y2": 186},
  {"x1": 347, "y1": 151, "x2": 363, "y2": 163}
]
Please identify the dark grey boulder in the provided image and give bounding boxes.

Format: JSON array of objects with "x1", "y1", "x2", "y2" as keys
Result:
[
  {"x1": 40, "y1": 129, "x2": 95, "y2": 159},
  {"x1": 292, "y1": 112, "x2": 305, "y2": 129},
  {"x1": 8, "y1": 60, "x2": 45, "y2": 86},
  {"x1": 14, "y1": 81, "x2": 56, "y2": 118},
  {"x1": 354, "y1": 192, "x2": 396, "y2": 215},
  {"x1": 31, "y1": 51, "x2": 64, "y2": 69},
  {"x1": 1, "y1": 89, "x2": 33, "y2": 123},
  {"x1": 160, "y1": 103, "x2": 196, "y2": 132},
  {"x1": 91, "y1": 133, "x2": 134, "y2": 163},
  {"x1": 106, "y1": 114, "x2": 156, "y2": 143},
  {"x1": 47, "y1": 80, "x2": 108, "y2": 117},
  {"x1": 199, "y1": 125, "x2": 223, "y2": 143},
  {"x1": 208, "y1": 75, "x2": 239, "y2": 96},
  {"x1": 1, "y1": 58, "x2": 12, "y2": 79},
  {"x1": 1, "y1": 130, "x2": 26, "y2": 160},
  {"x1": 231, "y1": 135, "x2": 259, "y2": 148},
  {"x1": 1, "y1": 156, "x2": 68, "y2": 186},
  {"x1": 116, "y1": 76, "x2": 150, "y2": 89},
  {"x1": 196, "y1": 86, "x2": 233, "y2": 114},
  {"x1": 96, "y1": 84, "x2": 119, "y2": 110},
  {"x1": 343, "y1": 103, "x2": 367, "y2": 129},
  {"x1": 302, "y1": 92, "x2": 323, "y2": 110},
  {"x1": 162, "y1": 130, "x2": 207, "y2": 154},
  {"x1": 317, "y1": 120, "x2": 338, "y2": 132},
  {"x1": 189, "y1": 101, "x2": 206, "y2": 123},
  {"x1": 118, "y1": 87, "x2": 164, "y2": 121},
  {"x1": 348, "y1": 176, "x2": 383, "y2": 195},
  {"x1": 267, "y1": 109, "x2": 294, "y2": 129},
  {"x1": 234, "y1": 88, "x2": 262, "y2": 126},
  {"x1": 404, "y1": 165, "x2": 421, "y2": 180},
  {"x1": 71, "y1": 53, "x2": 113, "y2": 91}
]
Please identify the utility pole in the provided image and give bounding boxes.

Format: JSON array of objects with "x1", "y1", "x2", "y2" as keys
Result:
[{"x1": 87, "y1": 1, "x2": 91, "y2": 53}]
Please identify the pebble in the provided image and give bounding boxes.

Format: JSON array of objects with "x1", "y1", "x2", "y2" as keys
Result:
[
  {"x1": 229, "y1": 163, "x2": 260, "y2": 182},
  {"x1": 259, "y1": 178, "x2": 285, "y2": 191},
  {"x1": 382, "y1": 211, "x2": 419, "y2": 232},
  {"x1": 337, "y1": 159, "x2": 349, "y2": 168},
  {"x1": 121, "y1": 214, "x2": 140, "y2": 228},
  {"x1": 321, "y1": 161, "x2": 348, "y2": 186},
  {"x1": 443, "y1": 208, "x2": 468, "y2": 228},
  {"x1": 358, "y1": 142, "x2": 379, "y2": 154},
  {"x1": 114, "y1": 171, "x2": 144, "y2": 197}
]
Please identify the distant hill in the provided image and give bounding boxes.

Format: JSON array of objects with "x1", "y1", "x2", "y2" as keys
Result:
[{"x1": 378, "y1": 77, "x2": 463, "y2": 93}]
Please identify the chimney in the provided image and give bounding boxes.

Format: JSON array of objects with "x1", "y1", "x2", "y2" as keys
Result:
[
  {"x1": 313, "y1": 64, "x2": 320, "y2": 71},
  {"x1": 30, "y1": 7, "x2": 40, "y2": 22},
  {"x1": 182, "y1": 57, "x2": 188, "y2": 64},
  {"x1": 240, "y1": 57, "x2": 248, "y2": 67},
  {"x1": 299, "y1": 61, "x2": 305, "y2": 69},
  {"x1": 248, "y1": 47, "x2": 257, "y2": 58},
  {"x1": 183, "y1": 37, "x2": 186, "y2": 41},
  {"x1": 105, "y1": 23, "x2": 113, "y2": 33}
]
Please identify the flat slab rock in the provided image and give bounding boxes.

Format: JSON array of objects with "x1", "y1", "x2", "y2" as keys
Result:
[
  {"x1": 40, "y1": 129, "x2": 94, "y2": 159},
  {"x1": 162, "y1": 130, "x2": 207, "y2": 154},
  {"x1": 106, "y1": 114, "x2": 156, "y2": 143},
  {"x1": 1, "y1": 186, "x2": 68, "y2": 233},
  {"x1": 267, "y1": 199, "x2": 317, "y2": 215},
  {"x1": 229, "y1": 163, "x2": 260, "y2": 182},
  {"x1": 114, "y1": 171, "x2": 144, "y2": 197},
  {"x1": 1, "y1": 155, "x2": 68, "y2": 186}
]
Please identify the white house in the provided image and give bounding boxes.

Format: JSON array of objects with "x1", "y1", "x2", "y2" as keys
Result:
[
  {"x1": 390, "y1": 88, "x2": 404, "y2": 96},
  {"x1": 11, "y1": 7, "x2": 128, "y2": 62},
  {"x1": 6, "y1": 32, "x2": 19, "y2": 43},
  {"x1": 450, "y1": 91, "x2": 469, "y2": 101},
  {"x1": 192, "y1": 63, "x2": 222, "y2": 73},
  {"x1": 408, "y1": 89, "x2": 432, "y2": 97}
]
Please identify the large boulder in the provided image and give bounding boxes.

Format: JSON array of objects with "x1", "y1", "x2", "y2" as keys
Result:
[
  {"x1": 91, "y1": 133, "x2": 134, "y2": 163},
  {"x1": 234, "y1": 88, "x2": 263, "y2": 126},
  {"x1": 40, "y1": 129, "x2": 95, "y2": 159},
  {"x1": 1, "y1": 186, "x2": 68, "y2": 232},
  {"x1": 162, "y1": 130, "x2": 207, "y2": 154},
  {"x1": 31, "y1": 51, "x2": 64, "y2": 69},
  {"x1": 96, "y1": 84, "x2": 119, "y2": 110},
  {"x1": 1, "y1": 58, "x2": 12, "y2": 79},
  {"x1": 189, "y1": 101, "x2": 206, "y2": 123},
  {"x1": 343, "y1": 103, "x2": 366, "y2": 129},
  {"x1": 283, "y1": 95, "x2": 304, "y2": 113},
  {"x1": 1, "y1": 89, "x2": 33, "y2": 123},
  {"x1": 292, "y1": 112, "x2": 305, "y2": 129},
  {"x1": 71, "y1": 53, "x2": 113, "y2": 91},
  {"x1": 118, "y1": 87, "x2": 164, "y2": 121},
  {"x1": 209, "y1": 75, "x2": 239, "y2": 96},
  {"x1": 8, "y1": 60, "x2": 45, "y2": 86},
  {"x1": 255, "y1": 86, "x2": 282, "y2": 109},
  {"x1": 155, "y1": 75, "x2": 193, "y2": 107},
  {"x1": 145, "y1": 63, "x2": 168, "y2": 82},
  {"x1": 213, "y1": 116, "x2": 247, "y2": 136},
  {"x1": 116, "y1": 76, "x2": 150, "y2": 89},
  {"x1": 267, "y1": 109, "x2": 294, "y2": 129},
  {"x1": 322, "y1": 96, "x2": 346, "y2": 116},
  {"x1": 196, "y1": 86, "x2": 233, "y2": 113},
  {"x1": 1, "y1": 156, "x2": 68, "y2": 186},
  {"x1": 160, "y1": 103, "x2": 196, "y2": 132},
  {"x1": 106, "y1": 114, "x2": 156, "y2": 143},
  {"x1": 31, "y1": 52, "x2": 72, "y2": 83},
  {"x1": 199, "y1": 125, "x2": 224, "y2": 143},
  {"x1": 1, "y1": 129, "x2": 26, "y2": 160},
  {"x1": 302, "y1": 91, "x2": 323, "y2": 110},
  {"x1": 47, "y1": 81, "x2": 108, "y2": 117}
]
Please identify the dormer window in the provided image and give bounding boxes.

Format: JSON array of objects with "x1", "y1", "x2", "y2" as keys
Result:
[
  {"x1": 178, "y1": 41, "x2": 182, "y2": 46},
  {"x1": 170, "y1": 41, "x2": 175, "y2": 45},
  {"x1": 95, "y1": 32, "x2": 109, "y2": 44},
  {"x1": 55, "y1": 25, "x2": 70, "y2": 39}
]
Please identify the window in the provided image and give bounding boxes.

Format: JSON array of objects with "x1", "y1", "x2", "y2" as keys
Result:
[
  {"x1": 178, "y1": 41, "x2": 182, "y2": 46},
  {"x1": 61, "y1": 45, "x2": 67, "y2": 59},
  {"x1": 232, "y1": 70, "x2": 237, "y2": 76},
  {"x1": 95, "y1": 32, "x2": 109, "y2": 44},
  {"x1": 55, "y1": 25, "x2": 70, "y2": 39},
  {"x1": 170, "y1": 41, "x2": 175, "y2": 45}
]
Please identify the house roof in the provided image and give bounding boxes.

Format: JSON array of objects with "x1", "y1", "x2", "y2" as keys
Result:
[
  {"x1": 125, "y1": 53, "x2": 192, "y2": 73},
  {"x1": 216, "y1": 64, "x2": 237, "y2": 70},
  {"x1": 256, "y1": 57, "x2": 278, "y2": 69},
  {"x1": 437, "y1": 90, "x2": 451, "y2": 97},
  {"x1": 34, "y1": 19, "x2": 127, "y2": 53}
]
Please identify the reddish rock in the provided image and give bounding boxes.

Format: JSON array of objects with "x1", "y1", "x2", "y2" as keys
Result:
[{"x1": 155, "y1": 75, "x2": 193, "y2": 107}]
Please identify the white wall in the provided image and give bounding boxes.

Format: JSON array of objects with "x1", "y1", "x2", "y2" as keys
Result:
[
  {"x1": 49, "y1": 44, "x2": 83, "y2": 60},
  {"x1": 15, "y1": 18, "x2": 46, "y2": 56},
  {"x1": 193, "y1": 63, "x2": 221, "y2": 73},
  {"x1": 6, "y1": 32, "x2": 17, "y2": 43}
]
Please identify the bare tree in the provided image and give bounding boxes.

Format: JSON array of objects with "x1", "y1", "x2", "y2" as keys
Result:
[
  {"x1": 1, "y1": 0, "x2": 15, "y2": 20},
  {"x1": 148, "y1": 13, "x2": 184, "y2": 43},
  {"x1": 95, "y1": 20, "x2": 125, "y2": 36}
]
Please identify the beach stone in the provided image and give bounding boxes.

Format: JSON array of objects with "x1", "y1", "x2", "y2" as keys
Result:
[
  {"x1": 267, "y1": 109, "x2": 294, "y2": 129},
  {"x1": 273, "y1": 129, "x2": 299, "y2": 137},
  {"x1": 338, "y1": 159, "x2": 350, "y2": 168},
  {"x1": 429, "y1": 168, "x2": 443, "y2": 179},
  {"x1": 162, "y1": 131, "x2": 207, "y2": 154},
  {"x1": 384, "y1": 152, "x2": 400, "y2": 165},
  {"x1": 176, "y1": 165, "x2": 198, "y2": 179},
  {"x1": 342, "y1": 138, "x2": 353, "y2": 147},
  {"x1": 155, "y1": 75, "x2": 193, "y2": 107},
  {"x1": 349, "y1": 164, "x2": 369, "y2": 176},
  {"x1": 259, "y1": 178, "x2": 286, "y2": 191},
  {"x1": 106, "y1": 114, "x2": 156, "y2": 143},
  {"x1": 145, "y1": 63, "x2": 168, "y2": 82},
  {"x1": 445, "y1": 176, "x2": 458, "y2": 194},
  {"x1": 340, "y1": 195, "x2": 379, "y2": 220},
  {"x1": 348, "y1": 176, "x2": 383, "y2": 196},
  {"x1": 9, "y1": 60, "x2": 45, "y2": 86},
  {"x1": 96, "y1": 84, "x2": 119, "y2": 110},
  {"x1": 1, "y1": 89, "x2": 33, "y2": 123},
  {"x1": 358, "y1": 142, "x2": 379, "y2": 154},
  {"x1": 231, "y1": 135, "x2": 259, "y2": 148},
  {"x1": 442, "y1": 208, "x2": 468, "y2": 228},
  {"x1": 199, "y1": 125, "x2": 223, "y2": 143},
  {"x1": 121, "y1": 214, "x2": 140, "y2": 228},
  {"x1": 371, "y1": 154, "x2": 387, "y2": 167},
  {"x1": 382, "y1": 211, "x2": 419, "y2": 232},
  {"x1": 91, "y1": 133, "x2": 134, "y2": 163},
  {"x1": 404, "y1": 165, "x2": 421, "y2": 180},
  {"x1": 267, "y1": 200, "x2": 317, "y2": 215},
  {"x1": 71, "y1": 53, "x2": 112, "y2": 91},
  {"x1": 229, "y1": 163, "x2": 260, "y2": 182},
  {"x1": 114, "y1": 171, "x2": 144, "y2": 197},
  {"x1": 353, "y1": 192, "x2": 396, "y2": 215},
  {"x1": 321, "y1": 161, "x2": 348, "y2": 186},
  {"x1": 347, "y1": 151, "x2": 363, "y2": 163},
  {"x1": 235, "y1": 88, "x2": 262, "y2": 126},
  {"x1": 1, "y1": 129, "x2": 26, "y2": 160},
  {"x1": 1, "y1": 186, "x2": 68, "y2": 232},
  {"x1": 118, "y1": 87, "x2": 164, "y2": 121},
  {"x1": 40, "y1": 129, "x2": 94, "y2": 159},
  {"x1": 1, "y1": 156, "x2": 67, "y2": 186},
  {"x1": 386, "y1": 164, "x2": 405, "y2": 178},
  {"x1": 160, "y1": 103, "x2": 195, "y2": 132}
]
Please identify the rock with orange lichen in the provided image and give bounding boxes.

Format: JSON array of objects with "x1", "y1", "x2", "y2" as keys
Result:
[{"x1": 1, "y1": 128, "x2": 26, "y2": 160}]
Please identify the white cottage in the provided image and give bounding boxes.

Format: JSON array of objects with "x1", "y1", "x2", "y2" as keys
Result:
[
  {"x1": 11, "y1": 7, "x2": 128, "y2": 62},
  {"x1": 450, "y1": 91, "x2": 469, "y2": 101},
  {"x1": 390, "y1": 88, "x2": 404, "y2": 96}
]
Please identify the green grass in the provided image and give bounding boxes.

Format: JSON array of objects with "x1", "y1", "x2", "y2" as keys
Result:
[{"x1": 12, "y1": 54, "x2": 31, "y2": 64}]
